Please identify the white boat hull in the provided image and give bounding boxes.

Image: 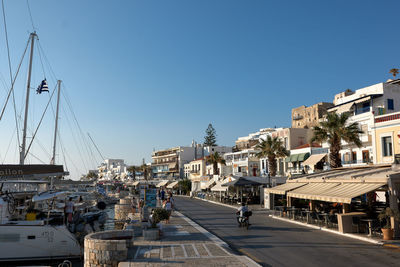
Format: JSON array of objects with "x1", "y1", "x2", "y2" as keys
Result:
[{"x1": 0, "y1": 223, "x2": 81, "y2": 262}]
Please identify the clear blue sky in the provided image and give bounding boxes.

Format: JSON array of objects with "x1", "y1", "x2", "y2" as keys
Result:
[{"x1": 0, "y1": 0, "x2": 399, "y2": 179}]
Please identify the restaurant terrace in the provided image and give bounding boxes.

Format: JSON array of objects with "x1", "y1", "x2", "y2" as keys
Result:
[{"x1": 265, "y1": 164, "x2": 400, "y2": 239}]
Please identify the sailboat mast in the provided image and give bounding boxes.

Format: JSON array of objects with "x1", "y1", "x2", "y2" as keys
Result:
[
  {"x1": 20, "y1": 32, "x2": 37, "y2": 165},
  {"x1": 51, "y1": 80, "x2": 61, "y2": 165}
]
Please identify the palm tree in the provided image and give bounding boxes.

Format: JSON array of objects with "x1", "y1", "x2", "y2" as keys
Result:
[
  {"x1": 206, "y1": 152, "x2": 226, "y2": 175},
  {"x1": 127, "y1": 165, "x2": 138, "y2": 180},
  {"x1": 389, "y1": 68, "x2": 399, "y2": 78},
  {"x1": 256, "y1": 136, "x2": 288, "y2": 177},
  {"x1": 311, "y1": 112, "x2": 363, "y2": 169}
]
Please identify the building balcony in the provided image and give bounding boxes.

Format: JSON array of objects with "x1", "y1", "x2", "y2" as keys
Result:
[
  {"x1": 354, "y1": 106, "x2": 371, "y2": 116},
  {"x1": 293, "y1": 114, "x2": 303, "y2": 120},
  {"x1": 342, "y1": 159, "x2": 371, "y2": 165},
  {"x1": 152, "y1": 161, "x2": 177, "y2": 166},
  {"x1": 152, "y1": 151, "x2": 178, "y2": 158}
]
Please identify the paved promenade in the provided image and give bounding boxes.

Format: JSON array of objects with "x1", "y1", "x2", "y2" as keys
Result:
[
  {"x1": 174, "y1": 196, "x2": 400, "y2": 267},
  {"x1": 119, "y1": 208, "x2": 259, "y2": 266}
]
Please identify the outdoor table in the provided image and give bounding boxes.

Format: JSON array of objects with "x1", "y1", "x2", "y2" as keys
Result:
[
  {"x1": 274, "y1": 206, "x2": 284, "y2": 217},
  {"x1": 303, "y1": 210, "x2": 311, "y2": 224},
  {"x1": 286, "y1": 207, "x2": 297, "y2": 219},
  {"x1": 361, "y1": 218, "x2": 375, "y2": 237}
]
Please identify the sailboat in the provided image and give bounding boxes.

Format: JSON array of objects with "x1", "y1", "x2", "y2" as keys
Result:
[{"x1": 0, "y1": 32, "x2": 82, "y2": 262}]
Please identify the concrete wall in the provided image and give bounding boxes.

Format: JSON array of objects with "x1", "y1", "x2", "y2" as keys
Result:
[{"x1": 373, "y1": 113, "x2": 400, "y2": 164}]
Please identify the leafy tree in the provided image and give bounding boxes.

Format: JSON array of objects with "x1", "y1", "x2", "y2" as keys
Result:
[
  {"x1": 206, "y1": 152, "x2": 226, "y2": 175},
  {"x1": 178, "y1": 179, "x2": 192, "y2": 195},
  {"x1": 389, "y1": 68, "x2": 399, "y2": 78},
  {"x1": 311, "y1": 112, "x2": 363, "y2": 168},
  {"x1": 204, "y1": 123, "x2": 217, "y2": 146},
  {"x1": 255, "y1": 136, "x2": 289, "y2": 177},
  {"x1": 127, "y1": 165, "x2": 139, "y2": 180}
]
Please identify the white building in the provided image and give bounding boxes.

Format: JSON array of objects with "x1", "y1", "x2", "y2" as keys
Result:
[
  {"x1": 326, "y1": 79, "x2": 400, "y2": 167},
  {"x1": 184, "y1": 158, "x2": 207, "y2": 180},
  {"x1": 258, "y1": 128, "x2": 314, "y2": 176},
  {"x1": 235, "y1": 128, "x2": 276, "y2": 151},
  {"x1": 98, "y1": 159, "x2": 128, "y2": 181},
  {"x1": 152, "y1": 141, "x2": 232, "y2": 179},
  {"x1": 224, "y1": 149, "x2": 260, "y2": 177},
  {"x1": 286, "y1": 144, "x2": 329, "y2": 176}
]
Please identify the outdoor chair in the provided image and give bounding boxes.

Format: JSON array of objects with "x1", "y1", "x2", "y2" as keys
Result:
[
  {"x1": 299, "y1": 210, "x2": 307, "y2": 222},
  {"x1": 371, "y1": 219, "x2": 383, "y2": 237},
  {"x1": 310, "y1": 212, "x2": 323, "y2": 226}
]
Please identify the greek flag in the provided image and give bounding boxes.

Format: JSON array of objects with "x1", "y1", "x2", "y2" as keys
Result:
[{"x1": 36, "y1": 79, "x2": 49, "y2": 94}]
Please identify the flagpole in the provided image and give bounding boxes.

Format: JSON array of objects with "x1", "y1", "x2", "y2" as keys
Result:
[
  {"x1": 51, "y1": 80, "x2": 61, "y2": 165},
  {"x1": 20, "y1": 32, "x2": 37, "y2": 165}
]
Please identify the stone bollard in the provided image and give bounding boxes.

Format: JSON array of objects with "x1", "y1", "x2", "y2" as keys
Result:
[
  {"x1": 114, "y1": 197, "x2": 132, "y2": 221},
  {"x1": 114, "y1": 204, "x2": 131, "y2": 221},
  {"x1": 84, "y1": 230, "x2": 134, "y2": 267}
]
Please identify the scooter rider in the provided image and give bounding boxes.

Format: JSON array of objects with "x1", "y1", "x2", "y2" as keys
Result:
[{"x1": 236, "y1": 202, "x2": 251, "y2": 226}]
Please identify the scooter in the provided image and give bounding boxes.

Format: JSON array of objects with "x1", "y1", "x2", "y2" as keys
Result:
[{"x1": 236, "y1": 211, "x2": 252, "y2": 229}]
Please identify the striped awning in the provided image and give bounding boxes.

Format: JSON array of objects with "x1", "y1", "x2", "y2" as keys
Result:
[
  {"x1": 167, "y1": 181, "x2": 179, "y2": 189},
  {"x1": 266, "y1": 182, "x2": 308, "y2": 195},
  {"x1": 309, "y1": 183, "x2": 386, "y2": 204},
  {"x1": 287, "y1": 182, "x2": 341, "y2": 200},
  {"x1": 156, "y1": 180, "x2": 169, "y2": 188}
]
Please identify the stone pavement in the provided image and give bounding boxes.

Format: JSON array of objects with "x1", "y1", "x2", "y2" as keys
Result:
[{"x1": 118, "y1": 210, "x2": 260, "y2": 267}]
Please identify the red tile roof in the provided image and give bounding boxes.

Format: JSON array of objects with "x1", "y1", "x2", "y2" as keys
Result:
[{"x1": 293, "y1": 143, "x2": 321, "y2": 149}]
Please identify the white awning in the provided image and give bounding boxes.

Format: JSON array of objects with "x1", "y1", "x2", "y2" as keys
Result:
[
  {"x1": 156, "y1": 180, "x2": 169, "y2": 188},
  {"x1": 201, "y1": 179, "x2": 216, "y2": 190},
  {"x1": 210, "y1": 178, "x2": 232, "y2": 192},
  {"x1": 354, "y1": 96, "x2": 371, "y2": 104},
  {"x1": 303, "y1": 154, "x2": 327, "y2": 167},
  {"x1": 266, "y1": 182, "x2": 308, "y2": 195},
  {"x1": 309, "y1": 182, "x2": 385, "y2": 204},
  {"x1": 210, "y1": 181, "x2": 228, "y2": 192},
  {"x1": 132, "y1": 181, "x2": 140, "y2": 186},
  {"x1": 287, "y1": 182, "x2": 340, "y2": 200},
  {"x1": 167, "y1": 181, "x2": 179, "y2": 189},
  {"x1": 329, "y1": 102, "x2": 354, "y2": 114}
]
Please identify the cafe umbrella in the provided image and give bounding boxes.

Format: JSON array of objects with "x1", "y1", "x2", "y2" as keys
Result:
[{"x1": 222, "y1": 177, "x2": 267, "y2": 204}]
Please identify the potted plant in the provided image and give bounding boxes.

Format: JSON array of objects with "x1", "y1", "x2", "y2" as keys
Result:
[
  {"x1": 151, "y1": 208, "x2": 169, "y2": 229},
  {"x1": 378, "y1": 207, "x2": 400, "y2": 240},
  {"x1": 143, "y1": 208, "x2": 169, "y2": 241}
]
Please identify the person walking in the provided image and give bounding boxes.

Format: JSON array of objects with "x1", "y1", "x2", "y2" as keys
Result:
[
  {"x1": 161, "y1": 188, "x2": 165, "y2": 201},
  {"x1": 64, "y1": 197, "x2": 75, "y2": 224},
  {"x1": 164, "y1": 197, "x2": 173, "y2": 224}
]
